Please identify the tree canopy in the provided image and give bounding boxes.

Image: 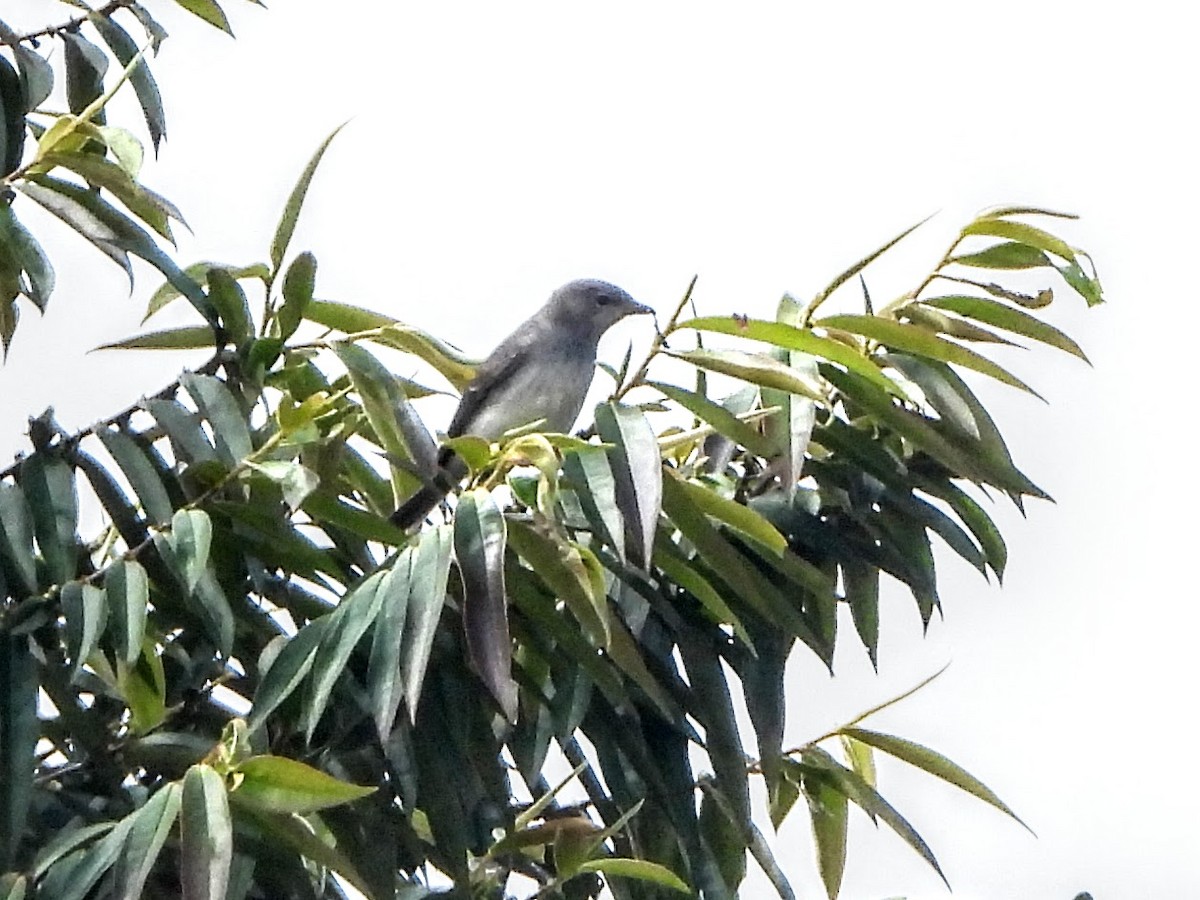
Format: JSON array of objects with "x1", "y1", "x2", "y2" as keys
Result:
[{"x1": 0, "y1": 3, "x2": 1103, "y2": 899}]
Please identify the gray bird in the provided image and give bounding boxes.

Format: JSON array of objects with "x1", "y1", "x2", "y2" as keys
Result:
[{"x1": 391, "y1": 279, "x2": 653, "y2": 528}]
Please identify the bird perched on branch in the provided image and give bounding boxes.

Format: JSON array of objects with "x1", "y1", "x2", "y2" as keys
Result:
[{"x1": 390, "y1": 278, "x2": 653, "y2": 528}]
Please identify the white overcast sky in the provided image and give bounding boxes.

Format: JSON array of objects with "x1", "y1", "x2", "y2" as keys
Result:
[{"x1": 2, "y1": 1, "x2": 1197, "y2": 898}]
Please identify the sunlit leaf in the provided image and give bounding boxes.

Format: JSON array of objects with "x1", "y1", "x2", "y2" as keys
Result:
[
  {"x1": 231, "y1": 755, "x2": 374, "y2": 814},
  {"x1": 181, "y1": 764, "x2": 232, "y2": 900}
]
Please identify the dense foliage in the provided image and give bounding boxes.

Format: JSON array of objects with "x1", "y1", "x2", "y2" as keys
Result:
[{"x1": 1, "y1": 3, "x2": 1103, "y2": 899}]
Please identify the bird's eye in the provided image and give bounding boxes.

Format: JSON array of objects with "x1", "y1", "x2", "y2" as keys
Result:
[{"x1": 595, "y1": 294, "x2": 613, "y2": 306}]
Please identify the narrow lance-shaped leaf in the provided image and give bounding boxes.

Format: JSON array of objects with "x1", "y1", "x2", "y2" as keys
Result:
[
  {"x1": 96, "y1": 326, "x2": 218, "y2": 352},
  {"x1": 0, "y1": 633, "x2": 37, "y2": 871},
  {"x1": 20, "y1": 453, "x2": 79, "y2": 585},
  {"x1": 90, "y1": 14, "x2": 166, "y2": 150},
  {"x1": 113, "y1": 782, "x2": 182, "y2": 900},
  {"x1": 180, "y1": 764, "x2": 232, "y2": 900},
  {"x1": 802, "y1": 771, "x2": 848, "y2": 900},
  {"x1": 367, "y1": 549, "x2": 413, "y2": 740},
  {"x1": 0, "y1": 206, "x2": 54, "y2": 311},
  {"x1": 647, "y1": 380, "x2": 777, "y2": 457},
  {"x1": 173, "y1": 0, "x2": 233, "y2": 34},
  {"x1": 14, "y1": 44, "x2": 53, "y2": 109},
  {"x1": 303, "y1": 571, "x2": 390, "y2": 740},
  {"x1": 920, "y1": 295, "x2": 1088, "y2": 361},
  {"x1": 61, "y1": 32, "x2": 109, "y2": 119},
  {"x1": 247, "y1": 618, "x2": 331, "y2": 732},
  {"x1": 230, "y1": 755, "x2": 374, "y2": 815},
  {"x1": 16, "y1": 179, "x2": 131, "y2": 277},
  {"x1": 810, "y1": 215, "x2": 931, "y2": 308},
  {"x1": 562, "y1": 446, "x2": 625, "y2": 559},
  {"x1": 818, "y1": 314, "x2": 1041, "y2": 397},
  {"x1": 672, "y1": 348, "x2": 825, "y2": 401},
  {"x1": 454, "y1": 488, "x2": 517, "y2": 722},
  {"x1": 842, "y1": 727, "x2": 1029, "y2": 829},
  {"x1": 96, "y1": 427, "x2": 174, "y2": 526},
  {"x1": 276, "y1": 251, "x2": 315, "y2": 339},
  {"x1": 167, "y1": 509, "x2": 212, "y2": 594},
  {"x1": 61, "y1": 581, "x2": 107, "y2": 679},
  {"x1": 106, "y1": 560, "x2": 149, "y2": 666},
  {"x1": 0, "y1": 482, "x2": 37, "y2": 597},
  {"x1": 270, "y1": 124, "x2": 345, "y2": 273},
  {"x1": 182, "y1": 373, "x2": 254, "y2": 465},
  {"x1": 595, "y1": 402, "x2": 661, "y2": 570}
]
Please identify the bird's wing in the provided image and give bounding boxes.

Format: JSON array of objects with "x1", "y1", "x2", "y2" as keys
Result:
[{"x1": 445, "y1": 331, "x2": 537, "y2": 439}]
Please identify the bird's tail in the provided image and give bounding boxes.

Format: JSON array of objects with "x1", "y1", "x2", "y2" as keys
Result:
[{"x1": 389, "y1": 455, "x2": 468, "y2": 529}]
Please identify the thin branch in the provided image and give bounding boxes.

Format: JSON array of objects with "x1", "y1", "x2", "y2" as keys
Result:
[{"x1": 0, "y1": 0, "x2": 137, "y2": 47}]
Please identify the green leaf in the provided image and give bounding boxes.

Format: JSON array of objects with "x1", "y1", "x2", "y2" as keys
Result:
[
  {"x1": 270, "y1": 125, "x2": 344, "y2": 273},
  {"x1": 671, "y1": 348, "x2": 825, "y2": 400},
  {"x1": 167, "y1": 509, "x2": 212, "y2": 593},
  {"x1": 145, "y1": 262, "x2": 267, "y2": 321},
  {"x1": 677, "y1": 317, "x2": 901, "y2": 395},
  {"x1": 375, "y1": 323, "x2": 480, "y2": 392},
  {"x1": 61, "y1": 31, "x2": 109, "y2": 118},
  {"x1": 842, "y1": 727, "x2": 1029, "y2": 829},
  {"x1": 920, "y1": 295, "x2": 1087, "y2": 361},
  {"x1": 277, "y1": 250, "x2": 315, "y2": 339},
  {"x1": 668, "y1": 473, "x2": 787, "y2": 554},
  {"x1": 950, "y1": 241, "x2": 1050, "y2": 270},
  {"x1": 819, "y1": 314, "x2": 1040, "y2": 396},
  {"x1": 577, "y1": 858, "x2": 691, "y2": 894},
  {"x1": 595, "y1": 402, "x2": 662, "y2": 569},
  {"x1": 113, "y1": 782, "x2": 182, "y2": 900},
  {"x1": 181, "y1": 373, "x2": 253, "y2": 465},
  {"x1": 17, "y1": 176, "x2": 130, "y2": 277},
  {"x1": 231, "y1": 756, "x2": 374, "y2": 814},
  {"x1": 652, "y1": 534, "x2": 751, "y2": 648},
  {"x1": 303, "y1": 571, "x2": 390, "y2": 740},
  {"x1": 247, "y1": 618, "x2": 330, "y2": 732},
  {"x1": 0, "y1": 482, "x2": 37, "y2": 597},
  {"x1": 95, "y1": 427, "x2": 173, "y2": 525},
  {"x1": 963, "y1": 216, "x2": 1078, "y2": 263},
  {"x1": 205, "y1": 269, "x2": 252, "y2": 345},
  {"x1": 660, "y1": 475, "x2": 828, "y2": 664},
  {"x1": 366, "y1": 552, "x2": 413, "y2": 740},
  {"x1": 14, "y1": 44, "x2": 54, "y2": 109},
  {"x1": 20, "y1": 453, "x2": 79, "y2": 585},
  {"x1": 61, "y1": 580, "x2": 107, "y2": 678},
  {"x1": 90, "y1": 14, "x2": 167, "y2": 150},
  {"x1": 802, "y1": 771, "x2": 848, "y2": 900},
  {"x1": 0, "y1": 205, "x2": 55, "y2": 311},
  {"x1": 842, "y1": 559, "x2": 879, "y2": 668},
  {"x1": 812, "y1": 215, "x2": 931, "y2": 307},
  {"x1": 454, "y1": 489, "x2": 517, "y2": 722},
  {"x1": 0, "y1": 633, "x2": 37, "y2": 871},
  {"x1": 508, "y1": 519, "x2": 610, "y2": 648},
  {"x1": 95, "y1": 325, "x2": 217, "y2": 351},
  {"x1": 173, "y1": 0, "x2": 233, "y2": 34},
  {"x1": 800, "y1": 747, "x2": 948, "y2": 888},
  {"x1": 144, "y1": 398, "x2": 218, "y2": 465},
  {"x1": 118, "y1": 640, "x2": 167, "y2": 734},
  {"x1": 647, "y1": 379, "x2": 777, "y2": 457},
  {"x1": 400, "y1": 524, "x2": 452, "y2": 720},
  {"x1": 180, "y1": 764, "x2": 232, "y2": 900},
  {"x1": 562, "y1": 446, "x2": 625, "y2": 558},
  {"x1": 245, "y1": 460, "x2": 319, "y2": 511},
  {"x1": 0, "y1": 873, "x2": 27, "y2": 900},
  {"x1": 915, "y1": 476, "x2": 1007, "y2": 581}
]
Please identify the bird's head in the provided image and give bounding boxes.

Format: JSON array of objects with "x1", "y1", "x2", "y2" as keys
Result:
[{"x1": 546, "y1": 278, "x2": 654, "y2": 341}]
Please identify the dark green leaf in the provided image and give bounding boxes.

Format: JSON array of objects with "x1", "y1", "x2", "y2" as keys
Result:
[
  {"x1": 180, "y1": 764, "x2": 233, "y2": 900},
  {"x1": 90, "y1": 14, "x2": 166, "y2": 150},
  {"x1": 277, "y1": 250, "x2": 315, "y2": 339},
  {"x1": 40, "y1": 150, "x2": 180, "y2": 239},
  {"x1": 143, "y1": 398, "x2": 218, "y2": 465},
  {"x1": 61, "y1": 32, "x2": 109, "y2": 118},
  {"x1": 270, "y1": 125, "x2": 344, "y2": 273},
  {"x1": 0, "y1": 482, "x2": 37, "y2": 597},
  {"x1": 652, "y1": 534, "x2": 750, "y2": 647},
  {"x1": 247, "y1": 618, "x2": 330, "y2": 732},
  {"x1": 16, "y1": 178, "x2": 131, "y2": 276},
  {"x1": 0, "y1": 633, "x2": 37, "y2": 871},
  {"x1": 669, "y1": 473, "x2": 786, "y2": 554},
  {"x1": 167, "y1": 509, "x2": 212, "y2": 593},
  {"x1": 0, "y1": 205, "x2": 54, "y2": 310},
  {"x1": 14, "y1": 44, "x2": 54, "y2": 109},
  {"x1": 106, "y1": 560, "x2": 149, "y2": 665},
  {"x1": 842, "y1": 558, "x2": 879, "y2": 668},
  {"x1": 96, "y1": 427, "x2": 174, "y2": 525},
  {"x1": 303, "y1": 571, "x2": 390, "y2": 740},
  {"x1": 507, "y1": 519, "x2": 609, "y2": 648},
  {"x1": 205, "y1": 268, "x2": 252, "y2": 345},
  {"x1": 595, "y1": 402, "x2": 661, "y2": 569},
  {"x1": 563, "y1": 446, "x2": 625, "y2": 558},
  {"x1": 181, "y1": 373, "x2": 253, "y2": 465},
  {"x1": 61, "y1": 580, "x2": 106, "y2": 678},
  {"x1": 915, "y1": 476, "x2": 1007, "y2": 580},
  {"x1": 113, "y1": 782, "x2": 182, "y2": 900},
  {"x1": 146, "y1": 261, "x2": 267, "y2": 321},
  {"x1": 454, "y1": 488, "x2": 517, "y2": 722},
  {"x1": 20, "y1": 453, "x2": 79, "y2": 584},
  {"x1": 367, "y1": 551, "x2": 413, "y2": 740}
]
